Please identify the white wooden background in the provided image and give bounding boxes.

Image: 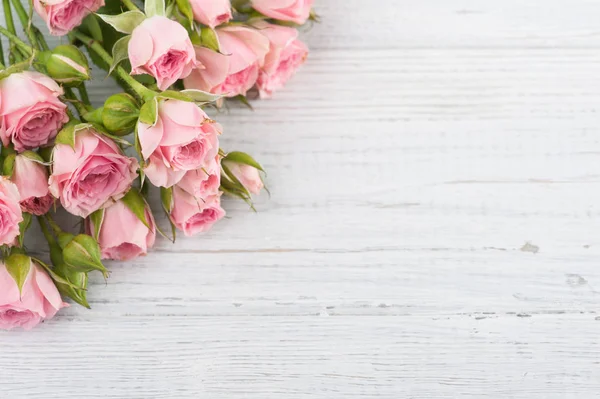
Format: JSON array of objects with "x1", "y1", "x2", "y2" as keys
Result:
[{"x1": 2, "y1": 1, "x2": 600, "y2": 397}]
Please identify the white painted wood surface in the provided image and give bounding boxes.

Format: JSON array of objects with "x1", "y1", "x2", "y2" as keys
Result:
[{"x1": 2, "y1": 1, "x2": 600, "y2": 397}]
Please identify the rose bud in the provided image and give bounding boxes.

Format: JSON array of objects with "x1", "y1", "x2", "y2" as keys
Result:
[
  {"x1": 102, "y1": 93, "x2": 140, "y2": 136},
  {"x1": 253, "y1": 22, "x2": 308, "y2": 98},
  {"x1": 129, "y1": 16, "x2": 199, "y2": 91},
  {"x1": 0, "y1": 178, "x2": 23, "y2": 246},
  {"x1": 43, "y1": 44, "x2": 90, "y2": 85},
  {"x1": 0, "y1": 255, "x2": 67, "y2": 330},
  {"x1": 223, "y1": 160, "x2": 264, "y2": 195},
  {"x1": 33, "y1": 0, "x2": 105, "y2": 36},
  {"x1": 169, "y1": 186, "x2": 225, "y2": 236},
  {"x1": 138, "y1": 99, "x2": 220, "y2": 188},
  {"x1": 49, "y1": 125, "x2": 138, "y2": 218},
  {"x1": 184, "y1": 26, "x2": 269, "y2": 97},
  {"x1": 86, "y1": 199, "x2": 156, "y2": 261},
  {"x1": 8, "y1": 153, "x2": 54, "y2": 216},
  {"x1": 190, "y1": 0, "x2": 232, "y2": 28},
  {"x1": 177, "y1": 156, "x2": 221, "y2": 199},
  {"x1": 0, "y1": 71, "x2": 69, "y2": 152},
  {"x1": 251, "y1": 0, "x2": 314, "y2": 24}
]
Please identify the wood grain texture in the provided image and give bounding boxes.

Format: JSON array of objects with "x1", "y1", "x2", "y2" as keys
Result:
[{"x1": 2, "y1": 1, "x2": 600, "y2": 398}]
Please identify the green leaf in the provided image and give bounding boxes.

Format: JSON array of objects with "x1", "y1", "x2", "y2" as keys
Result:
[
  {"x1": 18, "y1": 212, "x2": 32, "y2": 248},
  {"x1": 224, "y1": 151, "x2": 265, "y2": 172},
  {"x1": 89, "y1": 209, "x2": 105, "y2": 241},
  {"x1": 97, "y1": 11, "x2": 146, "y2": 34},
  {"x1": 160, "y1": 186, "x2": 173, "y2": 213},
  {"x1": 110, "y1": 35, "x2": 131, "y2": 74},
  {"x1": 181, "y1": 89, "x2": 222, "y2": 104},
  {"x1": 138, "y1": 97, "x2": 158, "y2": 125},
  {"x1": 145, "y1": 0, "x2": 166, "y2": 17},
  {"x1": 175, "y1": 0, "x2": 194, "y2": 27},
  {"x1": 2, "y1": 153, "x2": 16, "y2": 177},
  {"x1": 5, "y1": 254, "x2": 31, "y2": 295},
  {"x1": 121, "y1": 189, "x2": 151, "y2": 229}
]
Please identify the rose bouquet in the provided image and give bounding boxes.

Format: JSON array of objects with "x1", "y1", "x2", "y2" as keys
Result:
[{"x1": 0, "y1": 0, "x2": 316, "y2": 330}]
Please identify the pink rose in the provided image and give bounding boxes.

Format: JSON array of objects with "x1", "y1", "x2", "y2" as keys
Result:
[
  {"x1": 86, "y1": 200, "x2": 156, "y2": 261},
  {"x1": 0, "y1": 178, "x2": 23, "y2": 246},
  {"x1": 0, "y1": 259, "x2": 67, "y2": 330},
  {"x1": 254, "y1": 22, "x2": 308, "y2": 98},
  {"x1": 184, "y1": 26, "x2": 269, "y2": 96},
  {"x1": 34, "y1": 0, "x2": 105, "y2": 36},
  {"x1": 10, "y1": 154, "x2": 54, "y2": 216},
  {"x1": 251, "y1": 0, "x2": 314, "y2": 24},
  {"x1": 177, "y1": 156, "x2": 221, "y2": 199},
  {"x1": 49, "y1": 127, "x2": 138, "y2": 218},
  {"x1": 190, "y1": 0, "x2": 232, "y2": 28},
  {"x1": 223, "y1": 161, "x2": 264, "y2": 195},
  {"x1": 0, "y1": 71, "x2": 68, "y2": 152},
  {"x1": 169, "y1": 186, "x2": 225, "y2": 236},
  {"x1": 138, "y1": 99, "x2": 220, "y2": 188},
  {"x1": 129, "y1": 16, "x2": 198, "y2": 91}
]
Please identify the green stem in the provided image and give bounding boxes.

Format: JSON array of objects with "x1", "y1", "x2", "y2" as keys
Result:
[
  {"x1": 0, "y1": 43, "x2": 4, "y2": 69},
  {"x1": 64, "y1": 87, "x2": 88, "y2": 118},
  {"x1": 72, "y1": 30, "x2": 156, "y2": 102},
  {"x1": 121, "y1": 0, "x2": 139, "y2": 11},
  {"x1": 44, "y1": 214, "x2": 63, "y2": 236},
  {"x1": 78, "y1": 84, "x2": 91, "y2": 106},
  {"x1": 38, "y1": 216, "x2": 56, "y2": 246},
  {"x1": 9, "y1": 0, "x2": 39, "y2": 49},
  {"x1": 0, "y1": 26, "x2": 33, "y2": 56}
]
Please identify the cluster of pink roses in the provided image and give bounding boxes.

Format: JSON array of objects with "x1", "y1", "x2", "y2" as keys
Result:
[{"x1": 0, "y1": 0, "x2": 315, "y2": 330}]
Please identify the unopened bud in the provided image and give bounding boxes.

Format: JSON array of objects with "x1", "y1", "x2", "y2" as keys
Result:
[
  {"x1": 44, "y1": 45, "x2": 90, "y2": 85},
  {"x1": 102, "y1": 93, "x2": 140, "y2": 136}
]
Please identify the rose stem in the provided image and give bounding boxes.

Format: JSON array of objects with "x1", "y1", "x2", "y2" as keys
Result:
[
  {"x1": 121, "y1": 0, "x2": 139, "y2": 12},
  {"x1": 0, "y1": 25, "x2": 34, "y2": 57},
  {"x1": 8, "y1": 0, "x2": 40, "y2": 50},
  {"x1": 72, "y1": 30, "x2": 156, "y2": 103}
]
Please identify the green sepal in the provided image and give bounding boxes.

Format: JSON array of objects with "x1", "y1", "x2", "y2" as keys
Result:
[
  {"x1": 5, "y1": 254, "x2": 31, "y2": 296},
  {"x1": 57, "y1": 231, "x2": 76, "y2": 249},
  {"x1": 199, "y1": 27, "x2": 220, "y2": 52},
  {"x1": 109, "y1": 35, "x2": 132, "y2": 74},
  {"x1": 17, "y1": 212, "x2": 32, "y2": 248},
  {"x1": 180, "y1": 89, "x2": 222, "y2": 104},
  {"x1": 55, "y1": 121, "x2": 91, "y2": 149},
  {"x1": 97, "y1": 11, "x2": 147, "y2": 34},
  {"x1": 175, "y1": 0, "x2": 194, "y2": 27},
  {"x1": 2, "y1": 153, "x2": 16, "y2": 177},
  {"x1": 223, "y1": 151, "x2": 265, "y2": 172},
  {"x1": 145, "y1": 0, "x2": 166, "y2": 17},
  {"x1": 33, "y1": 257, "x2": 85, "y2": 291},
  {"x1": 159, "y1": 186, "x2": 176, "y2": 243},
  {"x1": 121, "y1": 189, "x2": 151, "y2": 229},
  {"x1": 88, "y1": 209, "x2": 105, "y2": 241},
  {"x1": 138, "y1": 97, "x2": 159, "y2": 125}
]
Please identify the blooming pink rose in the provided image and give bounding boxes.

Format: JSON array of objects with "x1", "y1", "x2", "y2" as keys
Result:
[
  {"x1": 129, "y1": 16, "x2": 199, "y2": 91},
  {"x1": 190, "y1": 0, "x2": 232, "y2": 28},
  {"x1": 86, "y1": 199, "x2": 156, "y2": 261},
  {"x1": 184, "y1": 26, "x2": 269, "y2": 96},
  {"x1": 0, "y1": 178, "x2": 23, "y2": 246},
  {"x1": 10, "y1": 154, "x2": 54, "y2": 216},
  {"x1": 251, "y1": 0, "x2": 314, "y2": 24},
  {"x1": 0, "y1": 71, "x2": 68, "y2": 152},
  {"x1": 49, "y1": 127, "x2": 138, "y2": 218},
  {"x1": 0, "y1": 259, "x2": 67, "y2": 330},
  {"x1": 224, "y1": 161, "x2": 264, "y2": 195},
  {"x1": 34, "y1": 0, "x2": 105, "y2": 36},
  {"x1": 138, "y1": 99, "x2": 220, "y2": 188},
  {"x1": 254, "y1": 22, "x2": 308, "y2": 98},
  {"x1": 177, "y1": 156, "x2": 221, "y2": 199},
  {"x1": 170, "y1": 186, "x2": 225, "y2": 236}
]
